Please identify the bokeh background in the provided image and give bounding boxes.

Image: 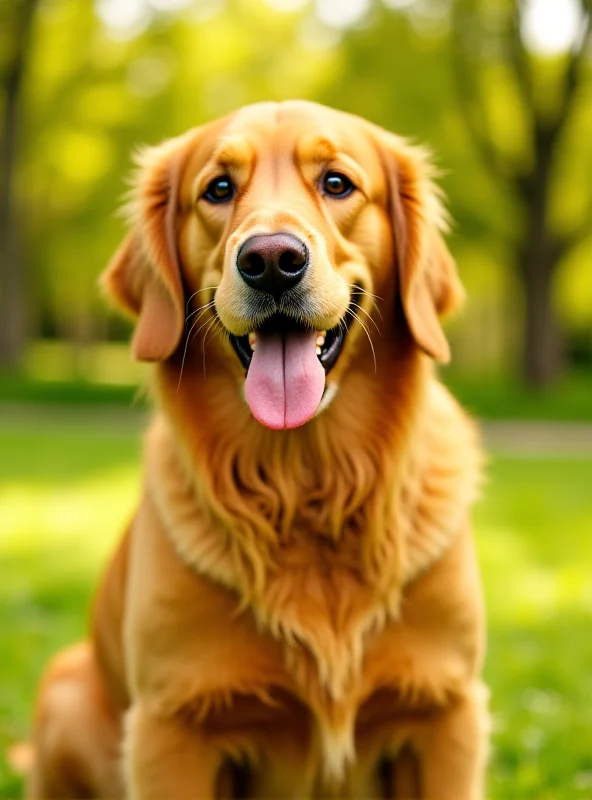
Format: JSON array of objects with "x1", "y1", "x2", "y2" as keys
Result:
[{"x1": 1, "y1": 0, "x2": 591, "y2": 797}]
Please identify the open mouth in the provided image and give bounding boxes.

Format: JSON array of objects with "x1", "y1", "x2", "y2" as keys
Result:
[
  {"x1": 228, "y1": 293, "x2": 359, "y2": 431},
  {"x1": 229, "y1": 317, "x2": 347, "y2": 375}
]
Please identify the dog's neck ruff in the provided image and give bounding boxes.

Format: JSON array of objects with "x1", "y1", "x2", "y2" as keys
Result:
[{"x1": 146, "y1": 361, "x2": 480, "y2": 706}]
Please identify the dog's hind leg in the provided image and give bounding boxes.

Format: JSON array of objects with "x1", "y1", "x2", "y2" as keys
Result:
[{"x1": 26, "y1": 641, "x2": 123, "y2": 799}]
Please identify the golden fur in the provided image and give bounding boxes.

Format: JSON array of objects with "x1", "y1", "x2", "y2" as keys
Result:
[{"x1": 25, "y1": 101, "x2": 488, "y2": 799}]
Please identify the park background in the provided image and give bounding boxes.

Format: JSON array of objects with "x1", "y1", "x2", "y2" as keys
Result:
[{"x1": 1, "y1": 0, "x2": 591, "y2": 797}]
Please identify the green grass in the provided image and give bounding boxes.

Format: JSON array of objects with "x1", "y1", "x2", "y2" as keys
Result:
[
  {"x1": 0, "y1": 418, "x2": 142, "y2": 798},
  {"x1": 476, "y1": 457, "x2": 592, "y2": 798},
  {"x1": 442, "y1": 368, "x2": 592, "y2": 422},
  {"x1": 1, "y1": 415, "x2": 591, "y2": 798}
]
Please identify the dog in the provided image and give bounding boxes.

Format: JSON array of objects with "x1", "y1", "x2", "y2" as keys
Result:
[{"x1": 25, "y1": 100, "x2": 488, "y2": 799}]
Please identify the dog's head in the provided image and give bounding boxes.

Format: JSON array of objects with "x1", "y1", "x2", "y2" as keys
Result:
[{"x1": 102, "y1": 101, "x2": 463, "y2": 430}]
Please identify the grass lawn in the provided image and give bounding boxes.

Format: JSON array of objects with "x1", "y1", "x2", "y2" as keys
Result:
[{"x1": 1, "y1": 412, "x2": 591, "y2": 798}]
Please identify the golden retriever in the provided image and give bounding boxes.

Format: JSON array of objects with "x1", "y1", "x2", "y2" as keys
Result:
[{"x1": 25, "y1": 100, "x2": 488, "y2": 799}]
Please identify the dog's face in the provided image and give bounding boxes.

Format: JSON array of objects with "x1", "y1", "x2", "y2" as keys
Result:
[{"x1": 103, "y1": 101, "x2": 463, "y2": 430}]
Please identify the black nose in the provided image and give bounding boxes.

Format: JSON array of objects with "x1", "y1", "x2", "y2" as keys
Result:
[{"x1": 236, "y1": 233, "x2": 308, "y2": 298}]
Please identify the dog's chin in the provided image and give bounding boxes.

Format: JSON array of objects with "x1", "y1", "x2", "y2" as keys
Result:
[{"x1": 223, "y1": 292, "x2": 361, "y2": 431}]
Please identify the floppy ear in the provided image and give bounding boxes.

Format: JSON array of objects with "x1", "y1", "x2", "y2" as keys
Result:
[
  {"x1": 101, "y1": 132, "x2": 197, "y2": 361},
  {"x1": 376, "y1": 131, "x2": 464, "y2": 363}
]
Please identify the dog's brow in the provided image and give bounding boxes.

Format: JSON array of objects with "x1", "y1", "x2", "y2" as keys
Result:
[
  {"x1": 296, "y1": 135, "x2": 339, "y2": 165},
  {"x1": 213, "y1": 136, "x2": 253, "y2": 169},
  {"x1": 294, "y1": 134, "x2": 370, "y2": 195}
]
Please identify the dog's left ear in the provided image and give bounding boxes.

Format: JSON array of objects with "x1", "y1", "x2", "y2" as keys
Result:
[{"x1": 373, "y1": 129, "x2": 465, "y2": 363}]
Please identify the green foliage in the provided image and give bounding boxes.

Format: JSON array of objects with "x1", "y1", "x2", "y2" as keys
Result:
[
  {"x1": 5, "y1": 0, "x2": 591, "y2": 369},
  {"x1": 18, "y1": 0, "x2": 339, "y2": 342},
  {"x1": 0, "y1": 411, "x2": 591, "y2": 797}
]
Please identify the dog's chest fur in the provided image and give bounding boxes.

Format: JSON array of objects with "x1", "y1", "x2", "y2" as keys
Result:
[
  {"x1": 144, "y1": 419, "x2": 402, "y2": 776},
  {"x1": 251, "y1": 541, "x2": 401, "y2": 780},
  {"x1": 253, "y1": 534, "x2": 393, "y2": 697},
  {"x1": 141, "y1": 385, "x2": 480, "y2": 781}
]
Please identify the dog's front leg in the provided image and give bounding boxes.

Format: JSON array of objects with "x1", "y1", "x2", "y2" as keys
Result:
[
  {"x1": 123, "y1": 703, "x2": 222, "y2": 800},
  {"x1": 411, "y1": 682, "x2": 489, "y2": 800}
]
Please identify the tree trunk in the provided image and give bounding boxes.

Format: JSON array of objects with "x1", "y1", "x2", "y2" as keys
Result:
[
  {"x1": 516, "y1": 122, "x2": 565, "y2": 388},
  {"x1": 520, "y1": 249, "x2": 562, "y2": 388},
  {"x1": 0, "y1": 0, "x2": 38, "y2": 367},
  {"x1": 518, "y1": 177, "x2": 563, "y2": 386}
]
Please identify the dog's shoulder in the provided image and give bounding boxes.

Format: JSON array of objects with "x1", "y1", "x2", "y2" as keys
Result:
[{"x1": 400, "y1": 376, "x2": 483, "y2": 585}]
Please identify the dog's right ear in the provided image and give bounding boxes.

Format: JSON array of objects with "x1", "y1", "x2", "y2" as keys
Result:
[
  {"x1": 369, "y1": 125, "x2": 464, "y2": 364},
  {"x1": 101, "y1": 131, "x2": 198, "y2": 361}
]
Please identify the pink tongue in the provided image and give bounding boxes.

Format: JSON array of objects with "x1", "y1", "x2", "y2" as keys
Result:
[{"x1": 245, "y1": 329, "x2": 325, "y2": 430}]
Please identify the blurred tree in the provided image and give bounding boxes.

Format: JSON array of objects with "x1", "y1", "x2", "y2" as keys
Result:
[
  {"x1": 14, "y1": 0, "x2": 337, "y2": 367},
  {"x1": 316, "y1": 1, "x2": 523, "y2": 373},
  {"x1": 0, "y1": 0, "x2": 39, "y2": 366},
  {"x1": 2, "y1": 0, "x2": 590, "y2": 384},
  {"x1": 451, "y1": 0, "x2": 592, "y2": 387}
]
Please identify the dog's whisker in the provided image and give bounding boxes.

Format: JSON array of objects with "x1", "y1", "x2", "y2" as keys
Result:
[
  {"x1": 348, "y1": 283, "x2": 382, "y2": 302},
  {"x1": 177, "y1": 311, "x2": 206, "y2": 392},
  {"x1": 185, "y1": 287, "x2": 218, "y2": 314},
  {"x1": 335, "y1": 316, "x2": 347, "y2": 341},
  {"x1": 185, "y1": 300, "x2": 215, "y2": 325},
  {"x1": 185, "y1": 302, "x2": 215, "y2": 327},
  {"x1": 349, "y1": 301, "x2": 381, "y2": 335},
  {"x1": 348, "y1": 308, "x2": 377, "y2": 374},
  {"x1": 190, "y1": 312, "x2": 220, "y2": 346},
  {"x1": 201, "y1": 317, "x2": 223, "y2": 377},
  {"x1": 177, "y1": 301, "x2": 219, "y2": 391},
  {"x1": 350, "y1": 285, "x2": 383, "y2": 320}
]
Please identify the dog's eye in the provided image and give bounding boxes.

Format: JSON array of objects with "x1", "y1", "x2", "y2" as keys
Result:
[
  {"x1": 323, "y1": 171, "x2": 355, "y2": 198},
  {"x1": 203, "y1": 176, "x2": 235, "y2": 204}
]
